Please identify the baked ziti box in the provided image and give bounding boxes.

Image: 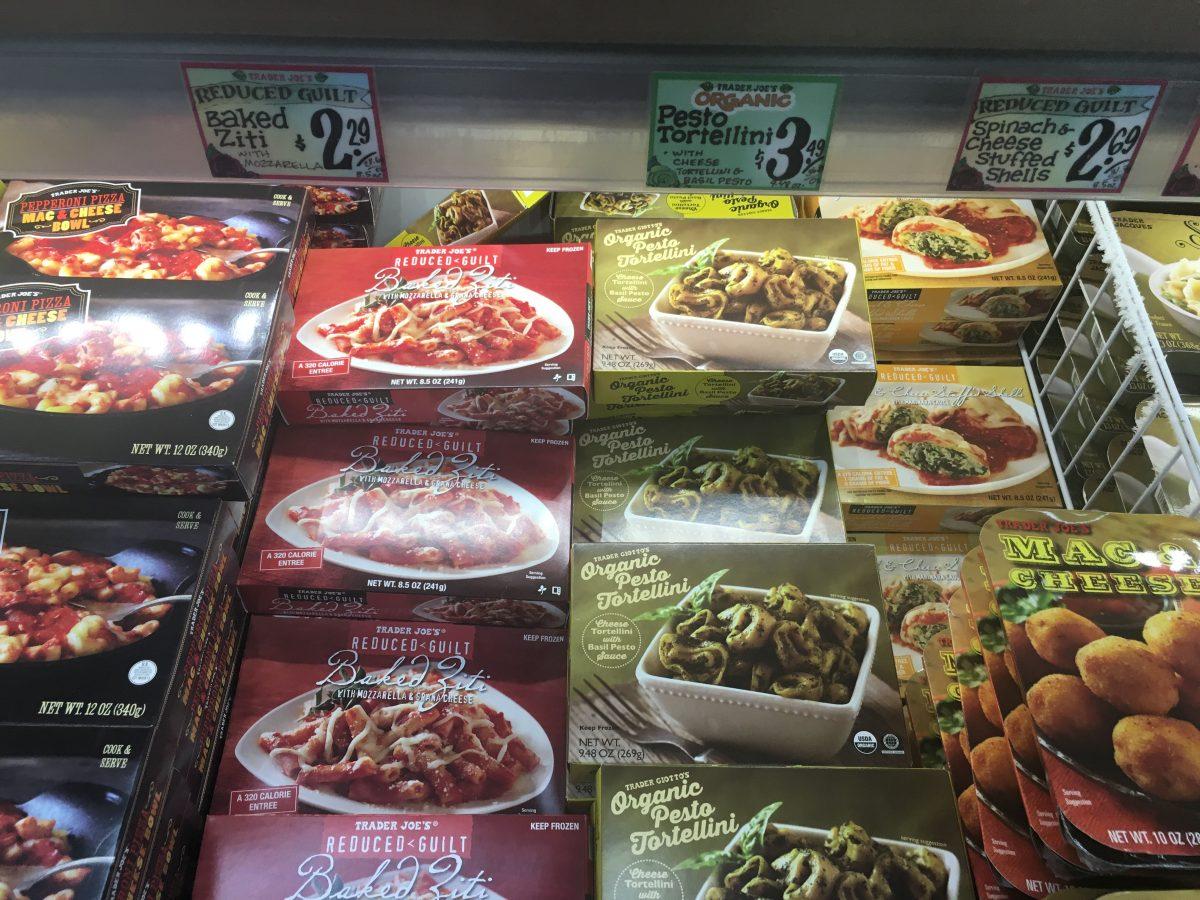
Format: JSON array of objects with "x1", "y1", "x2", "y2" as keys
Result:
[
  {"x1": 238, "y1": 423, "x2": 573, "y2": 622},
  {"x1": 194, "y1": 813, "x2": 590, "y2": 898},
  {"x1": 278, "y1": 245, "x2": 591, "y2": 434},
  {"x1": 210, "y1": 616, "x2": 567, "y2": 817},
  {"x1": 0, "y1": 494, "x2": 243, "y2": 730},
  {"x1": 827, "y1": 364, "x2": 1063, "y2": 533}
]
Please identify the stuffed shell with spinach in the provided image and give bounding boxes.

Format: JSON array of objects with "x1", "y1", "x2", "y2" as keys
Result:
[{"x1": 651, "y1": 576, "x2": 870, "y2": 704}]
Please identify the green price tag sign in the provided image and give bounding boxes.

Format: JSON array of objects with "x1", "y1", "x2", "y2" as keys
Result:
[
  {"x1": 647, "y1": 73, "x2": 840, "y2": 192},
  {"x1": 948, "y1": 79, "x2": 1164, "y2": 193}
]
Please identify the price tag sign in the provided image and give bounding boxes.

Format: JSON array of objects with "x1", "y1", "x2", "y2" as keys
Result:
[
  {"x1": 948, "y1": 79, "x2": 1163, "y2": 193},
  {"x1": 1165, "y1": 117, "x2": 1200, "y2": 196},
  {"x1": 182, "y1": 63, "x2": 388, "y2": 182},
  {"x1": 647, "y1": 73, "x2": 839, "y2": 192}
]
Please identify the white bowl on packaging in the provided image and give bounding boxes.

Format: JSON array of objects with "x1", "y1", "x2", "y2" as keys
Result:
[
  {"x1": 622, "y1": 448, "x2": 827, "y2": 543},
  {"x1": 694, "y1": 822, "x2": 961, "y2": 900},
  {"x1": 1150, "y1": 263, "x2": 1200, "y2": 339},
  {"x1": 635, "y1": 587, "x2": 879, "y2": 761},
  {"x1": 648, "y1": 249, "x2": 856, "y2": 369},
  {"x1": 746, "y1": 376, "x2": 845, "y2": 409}
]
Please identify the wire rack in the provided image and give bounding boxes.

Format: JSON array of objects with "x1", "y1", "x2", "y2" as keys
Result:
[{"x1": 1021, "y1": 200, "x2": 1200, "y2": 517}]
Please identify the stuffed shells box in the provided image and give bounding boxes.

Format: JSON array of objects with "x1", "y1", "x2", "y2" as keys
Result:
[
  {"x1": 0, "y1": 493, "x2": 244, "y2": 730},
  {"x1": 277, "y1": 244, "x2": 591, "y2": 434},
  {"x1": 193, "y1": 813, "x2": 590, "y2": 898},
  {"x1": 819, "y1": 197, "x2": 1060, "y2": 358},
  {"x1": 552, "y1": 191, "x2": 798, "y2": 243},
  {"x1": 827, "y1": 365, "x2": 1062, "y2": 533},
  {"x1": 591, "y1": 218, "x2": 876, "y2": 417},
  {"x1": 0, "y1": 181, "x2": 308, "y2": 498},
  {"x1": 573, "y1": 413, "x2": 844, "y2": 543},
  {"x1": 568, "y1": 543, "x2": 909, "y2": 798},
  {"x1": 238, "y1": 423, "x2": 573, "y2": 622},
  {"x1": 1111, "y1": 210, "x2": 1200, "y2": 354},
  {"x1": 847, "y1": 533, "x2": 977, "y2": 683},
  {"x1": 210, "y1": 616, "x2": 567, "y2": 817},
  {"x1": 596, "y1": 765, "x2": 971, "y2": 900}
]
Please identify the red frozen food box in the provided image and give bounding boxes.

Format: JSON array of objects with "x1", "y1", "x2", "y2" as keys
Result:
[
  {"x1": 278, "y1": 244, "x2": 591, "y2": 434},
  {"x1": 210, "y1": 615, "x2": 567, "y2": 818},
  {"x1": 194, "y1": 812, "x2": 589, "y2": 898},
  {"x1": 238, "y1": 423, "x2": 573, "y2": 623}
]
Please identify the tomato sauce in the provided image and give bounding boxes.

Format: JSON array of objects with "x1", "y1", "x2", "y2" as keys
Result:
[{"x1": 940, "y1": 206, "x2": 1036, "y2": 258}]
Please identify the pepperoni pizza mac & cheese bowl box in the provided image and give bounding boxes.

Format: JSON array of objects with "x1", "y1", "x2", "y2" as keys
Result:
[
  {"x1": 0, "y1": 494, "x2": 244, "y2": 731},
  {"x1": 278, "y1": 245, "x2": 590, "y2": 434},
  {"x1": 193, "y1": 813, "x2": 590, "y2": 898},
  {"x1": 827, "y1": 364, "x2": 1063, "y2": 533},
  {"x1": 238, "y1": 423, "x2": 573, "y2": 623},
  {"x1": 210, "y1": 616, "x2": 567, "y2": 818}
]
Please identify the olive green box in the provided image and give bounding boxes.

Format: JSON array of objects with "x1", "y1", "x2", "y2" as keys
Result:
[
  {"x1": 596, "y1": 765, "x2": 973, "y2": 900},
  {"x1": 592, "y1": 217, "x2": 876, "y2": 416},
  {"x1": 552, "y1": 191, "x2": 798, "y2": 244},
  {"x1": 569, "y1": 542, "x2": 908, "y2": 800}
]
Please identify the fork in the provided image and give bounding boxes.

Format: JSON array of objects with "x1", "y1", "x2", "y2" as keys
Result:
[
  {"x1": 575, "y1": 675, "x2": 730, "y2": 764},
  {"x1": 601, "y1": 313, "x2": 703, "y2": 370},
  {"x1": 574, "y1": 514, "x2": 607, "y2": 542}
]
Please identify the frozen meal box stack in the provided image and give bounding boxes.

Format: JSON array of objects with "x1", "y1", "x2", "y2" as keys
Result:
[
  {"x1": 278, "y1": 244, "x2": 591, "y2": 432},
  {"x1": 1111, "y1": 210, "x2": 1200, "y2": 355},
  {"x1": 386, "y1": 190, "x2": 551, "y2": 247},
  {"x1": 591, "y1": 217, "x2": 876, "y2": 417},
  {"x1": 552, "y1": 190, "x2": 798, "y2": 243},
  {"x1": 573, "y1": 412, "x2": 845, "y2": 543},
  {"x1": 209, "y1": 616, "x2": 567, "y2": 817},
  {"x1": 848, "y1": 532, "x2": 977, "y2": 683},
  {"x1": 977, "y1": 509, "x2": 1200, "y2": 880},
  {"x1": 820, "y1": 197, "x2": 1061, "y2": 361},
  {"x1": 827, "y1": 364, "x2": 1063, "y2": 532},
  {"x1": 238, "y1": 423, "x2": 573, "y2": 623},
  {"x1": 595, "y1": 765, "x2": 972, "y2": 900},
  {"x1": 0, "y1": 179, "x2": 311, "y2": 498},
  {"x1": 305, "y1": 184, "x2": 380, "y2": 248},
  {"x1": 568, "y1": 542, "x2": 909, "y2": 798},
  {"x1": 194, "y1": 813, "x2": 590, "y2": 898}
]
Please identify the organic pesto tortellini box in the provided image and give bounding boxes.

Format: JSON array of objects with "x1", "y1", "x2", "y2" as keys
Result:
[
  {"x1": 596, "y1": 765, "x2": 972, "y2": 900},
  {"x1": 552, "y1": 191, "x2": 798, "y2": 243},
  {"x1": 827, "y1": 364, "x2": 1063, "y2": 533},
  {"x1": 592, "y1": 217, "x2": 876, "y2": 417},
  {"x1": 568, "y1": 543, "x2": 909, "y2": 798},
  {"x1": 573, "y1": 413, "x2": 844, "y2": 544},
  {"x1": 818, "y1": 197, "x2": 1060, "y2": 357}
]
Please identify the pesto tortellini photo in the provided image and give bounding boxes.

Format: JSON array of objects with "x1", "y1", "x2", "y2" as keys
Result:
[
  {"x1": 753, "y1": 372, "x2": 842, "y2": 402},
  {"x1": 666, "y1": 245, "x2": 848, "y2": 331},
  {"x1": 691, "y1": 806, "x2": 951, "y2": 900},
  {"x1": 636, "y1": 437, "x2": 822, "y2": 535},
  {"x1": 648, "y1": 572, "x2": 870, "y2": 704}
]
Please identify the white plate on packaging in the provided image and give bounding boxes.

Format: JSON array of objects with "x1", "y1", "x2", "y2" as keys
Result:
[
  {"x1": 917, "y1": 322, "x2": 1023, "y2": 348},
  {"x1": 821, "y1": 197, "x2": 1048, "y2": 278},
  {"x1": 235, "y1": 667, "x2": 553, "y2": 816},
  {"x1": 648, "y1": 248, "x2": 855, "y2": 369},
  {"x1": 830, "y1": 399, "x2": 1050, "y2": 496},
  {"x1": 622, "y1": 448, "x2": 827, "y2": 543},
  {"x1": 265, "y1": 472, "x2": 560, "y2": 581},
  {"x1": 296, "y1": 285, "x2": 574, "y2": 378},
  {"x1": 694, "y1": 822, "x2": 960, "y2": 900},
  {"x1": 436, "y1": 387, "x2": 585, "y2": 432}
]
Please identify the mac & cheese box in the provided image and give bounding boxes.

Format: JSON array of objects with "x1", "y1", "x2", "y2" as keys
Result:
[
  {"x1": 238, "y1": 423, "x2": 573, "y2": 622},
  {"x1": 210, "y1": 616, "x2": 567, "y2": 817},
  {"x1": 819, "y1": 197, "x2": 1060, "y2": 360},
  {"x1": 193, "y1": 813, "x2": 590, "y2": 898},
  {"x1": 386, "y1": 190, "x2": 551, "y2": 247},
  {"x1": 552, "y1": 191, "x2": 798, "y2": 243},
  {"x1": 596, "y1": 765, "x2": 972, "y2": 900},
  {"x1": 568, "y1": 543, "x2": 908, "y2": 799},
  {"x1": 591, "y1": 217, "x2": 876, "y2": 416},
  {"x1": 573, "y1": 412, "x2": 845, "y2": 543},
  {"x1": 0, "y1": 494, "x2": 243, "y2": 731},
  {"x1": 847, "y1": 532, "x2": 977, "y2": 683},
  {"x1": 277, "y1": 244, "x2": 591, "y2": 433},
  {"x1": 827, "y1": 365, "x2": 1063, "y2": 532}
]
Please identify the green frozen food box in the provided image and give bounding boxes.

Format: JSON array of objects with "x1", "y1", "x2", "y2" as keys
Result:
[
  {"x1": 569, "y1": 542, "x2": 909, "y2": 798},
  {"x1": 596, "y1": 764, "x2": 973, "y2": 899},
  {"x1": 553, "y1": 191, "x2": 798, "y2": 244},
  {"x1": 573, "y1": 413, "x2": 844, "y2": 544}
]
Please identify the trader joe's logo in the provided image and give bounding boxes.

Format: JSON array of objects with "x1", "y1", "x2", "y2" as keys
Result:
[
  {"x1": 0, "y1": 283, "x2": 90, "y2": 351},
  {"x1": 4, "y1": 181, "x2": 141, "y2": 238}
]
